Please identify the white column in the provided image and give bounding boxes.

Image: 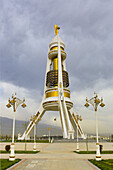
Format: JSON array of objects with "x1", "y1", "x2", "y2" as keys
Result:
[
  {"x1": 76, "y1": 122, "x2": 79, "y2": 152},
  {"x1": 33, "y1": 123, "x2": 37, "y2": 151},
  {"x1": 63, "y1": 99, "x2": 74, "y2": 139},
  {"x1": 95, "y1": 110, "x2": 101, "y2": 161},
  {"x1": 9, "y1": 110, "x2": 15, "y2": 161},
  {"x1": 48, "y1": 128, "x2": 51, "y2": 143},
  {"x1": 58, "y1": 41, "x2": 63, "y2": 91},
  {"x1": 58, "y1": 40, "x2": 68, "y2": 138}
]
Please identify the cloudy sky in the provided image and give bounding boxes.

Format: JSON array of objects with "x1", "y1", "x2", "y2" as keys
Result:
[{"x1": 0, "y1": 0, "x2": 113, "y2": 135}]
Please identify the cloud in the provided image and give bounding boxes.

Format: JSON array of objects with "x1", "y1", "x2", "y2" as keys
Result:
[
  {"x1": 0, "y1": 78, "x2": 113, "y2": 135},
  {"x1": 0, "y1": 0, "x2": 113, "y2": 135},
  {"x1": 0, "y1": 81, "x2": 61, "y2": 127},
  {"x1": 71, "y1": 78, "x2": 113, "y2": 135},
  {"x1": 1, "y1": 0, "x2": 113, "y2": 91},
  {"x1": 0, "y1": 81, "x2": 42, "y2": 120}
]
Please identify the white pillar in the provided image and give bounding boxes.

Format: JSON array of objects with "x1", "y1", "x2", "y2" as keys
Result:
[
  {"x1": 76, "y1": 122, "x2": 79, "y2": 152},
  {"x1": 95, "y1": 110, "x2": 101, "y2": 161},
  {"x1": 63, "y1": 99, "x2": 74, "y2": 139},
  {"x1": 48, "y1": 128, "x2": 51, "y2": 143},
  {"x1": 9, "y1": 110, "x2": 15, "y2": 161},
  {"x1": 58, "y1": 40, "x2": 68, "y2": 138},
  {"x1": 33, "y1": 123, "x2": 37, "y2": 151}
]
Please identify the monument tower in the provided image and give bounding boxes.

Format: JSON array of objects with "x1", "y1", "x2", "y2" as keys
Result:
[{"x1": 19, "y1": 25, "x2": 85, "y2": 140}]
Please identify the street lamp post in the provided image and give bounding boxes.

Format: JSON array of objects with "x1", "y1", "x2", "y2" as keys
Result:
[
  {"x1": 30, "y1": 116, "x2": 37, "y2": 152},
  {"x1": 48, "y1": 127, "x2": 51, "y2": 143},
  {"x1": 54, "y1": 117, "x2": 57, "y2": 139},
  {"x1": 33, "y1": 122, "x2": 37, "y2": 151},
  {"x1": 75, "y1": 114, "x2": 82, "y2": 152},
  {"x1": 6, "y1": 93, "x2": 26, "y2": 161},
  {"x1": 84, "y1": 92, "x2": 105, "y2": 161}
]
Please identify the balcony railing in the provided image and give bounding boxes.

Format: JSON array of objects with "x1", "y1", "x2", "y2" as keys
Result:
[{"x1": 46, "y1": 70, "x2": 69, "y2": 87}]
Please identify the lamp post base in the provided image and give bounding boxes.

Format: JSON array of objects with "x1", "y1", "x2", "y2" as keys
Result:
[
  {"x1": 76, "y1": 142, "x2": 79, "y2": 152},
  {"x1": 96, "y1": 143, "x2": 101, "y2": 161},
  {"x1": 9, "y1": 156, "x2": 15, "y2": 161},
  {"x1": 33, "y1": 142, "x2": 37, "y2": 152},
  {"x1": 9, "y1": 143, "x2": 15, "y2": 161},
  {"x1": 96, "y1": 156, "x2": 101, "y2": 161},
  {"x1": 49, "y1": 137, "x2": 51, "y2": 143}
]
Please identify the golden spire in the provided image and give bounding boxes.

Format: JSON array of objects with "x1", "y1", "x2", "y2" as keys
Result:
[{"x1": 54, "y1": 24, "x2": 60, "y2": 35}]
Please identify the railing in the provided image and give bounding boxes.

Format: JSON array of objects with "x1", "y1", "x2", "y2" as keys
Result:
[{"x1": 46, "y1": 70, "x2": 69, "y2": 87}]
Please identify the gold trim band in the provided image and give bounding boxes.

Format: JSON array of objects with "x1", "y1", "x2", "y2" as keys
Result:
[
  {"x1": 50, "y1": 46, "x2": 64, "y2": 51},
  {"x1": 45, "y1": 88, "x2": 70, "y2": 93},
  {"x1": 45, "y1": 91, "x2": 70, "y2": 98}
]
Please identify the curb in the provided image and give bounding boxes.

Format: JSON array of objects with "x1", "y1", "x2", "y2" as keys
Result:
[
  {"x1": 87, "y1": 160, "x2": 101, "y2": 170},
  {"x1": 7, "y1": 159, "x2": 27, "y2": 170}
]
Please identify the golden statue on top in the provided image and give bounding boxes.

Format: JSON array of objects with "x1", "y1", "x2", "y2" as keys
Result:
[{"x1": 55, "y1": 24, "x2": 60, "y2": 35}]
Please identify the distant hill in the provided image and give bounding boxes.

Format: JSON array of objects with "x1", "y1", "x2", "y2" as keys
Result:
[
  {"x1": 0, "y1": 117, "x2": 110, "y2": 138},
  {"x1": 0, "y1": 117, "x2": 62, "y2": 137}
]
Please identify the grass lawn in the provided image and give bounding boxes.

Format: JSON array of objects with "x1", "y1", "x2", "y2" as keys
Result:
[
  {"x1": 74, "y1": 151, "x2": 113, "y2": 154},
  {"x1": 89, "y1": 159, "x2": 113, "y2": 170},
  {"x1": 17, "y1": 140, "x2": 49, "y2": 143},
  {"x1": 0, "y1": 159, "x2": 21, "y2": 170},
  {"x1": 0, "y1": 140, "x2": 49, "y2": 143},
  {"x1": 0, "y1": 150, "x2": 40, "y2": 154}
]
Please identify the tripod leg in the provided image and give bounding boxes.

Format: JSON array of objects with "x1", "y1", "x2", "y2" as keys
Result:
[
  {"x1": 69, "y1": 108, "x2": 86, "y2": 139},
  {"x1": 59, "y1": 99, "x2": 68, "y2": 138},
  {"x1": 62, "y1": 100, "x2": 74, "y2": 139},
  {"x1": 18, "y1": 102, "x2": 45, "y2": 140}
]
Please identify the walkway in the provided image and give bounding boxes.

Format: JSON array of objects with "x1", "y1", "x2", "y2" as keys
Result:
[{"x1": 10, "y1": 143, "x2": 99, "y2": 170}]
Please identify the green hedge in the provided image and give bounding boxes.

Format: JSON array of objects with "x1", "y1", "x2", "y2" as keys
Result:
[
  {"x1": 0, "y1": 150, "x2": 40, "y2": 154},
  {"x1": 74, "y1": 151, "x2": 113, "y2": 154},
  {"x1": 0, "y1": 140, "x2": 49, "y2": 143}
]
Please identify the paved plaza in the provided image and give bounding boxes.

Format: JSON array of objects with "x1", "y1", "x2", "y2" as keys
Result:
[{"x1": 1, "y1": 142, "x2": 113, "y2": 169}]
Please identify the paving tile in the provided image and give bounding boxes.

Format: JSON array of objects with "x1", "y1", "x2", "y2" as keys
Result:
[{"x1": 3, "y1": 142, "x2": 111, "y2": 169}]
